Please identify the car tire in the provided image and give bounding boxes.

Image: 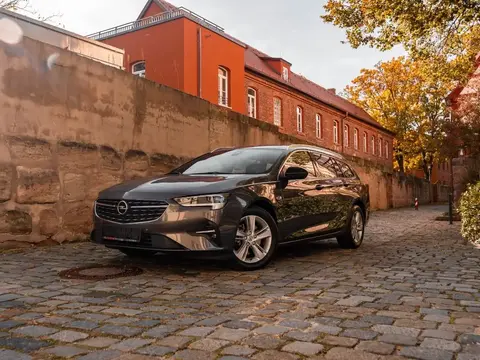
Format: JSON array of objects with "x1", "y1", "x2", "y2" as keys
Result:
[
  {"x1": 231, "y1": 206, "x2": 279, "y2": 271},
  {"x1": 337, "y1": 205, "x2": 365, "y2": 249},
  {"x1": 118, "y1": 248, "x2": 155, "y2": 258}
]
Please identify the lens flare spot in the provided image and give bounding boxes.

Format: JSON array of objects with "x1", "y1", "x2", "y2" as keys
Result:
[
  {"x1": 0, "y1": 18, "x2": 23, "y2": 45},
  {"x1": 47, "y1": 53, "x2": 60, "y2": 70}
]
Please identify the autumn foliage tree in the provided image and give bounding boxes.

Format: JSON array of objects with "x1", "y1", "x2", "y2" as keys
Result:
[
  {"x1": 344, "y1": 57, "x2": 454, "y2": 181},
  {"x1": 322, "y1": 0, "x2": 480, "y2": 72}
]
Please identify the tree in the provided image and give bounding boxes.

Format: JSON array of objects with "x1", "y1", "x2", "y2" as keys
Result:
[
  {"x1": 1, "y1": 0, "x2": 60, "y2": 23},
  {"x1": 344, "y1": 57, "x2": 453, "y2": 181},
  {"x1": 322, "y1": 0, "x2": 480, "y2": 80}
]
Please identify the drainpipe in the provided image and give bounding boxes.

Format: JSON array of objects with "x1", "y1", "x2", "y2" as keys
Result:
[{"x1": 197, "y1": 27, "x2": 202, "y2": 98}]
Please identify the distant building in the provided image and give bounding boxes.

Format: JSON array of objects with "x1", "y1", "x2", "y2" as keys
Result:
[
  {"x1": 88, "y1": 0, "x2": 394, "y2": 168},
  {"x1": 0, "y1": 8, "x2": 124, "y2": 69}
]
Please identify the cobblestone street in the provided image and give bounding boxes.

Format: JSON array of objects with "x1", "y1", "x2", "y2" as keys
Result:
[{"x1": 0, "y1": 205, "x2": 479, "y2": 360}]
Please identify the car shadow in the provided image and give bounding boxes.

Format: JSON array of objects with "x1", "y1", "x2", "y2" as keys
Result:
[{"x1": 105, "y1": 238, "x2": 344, "y2": 274}]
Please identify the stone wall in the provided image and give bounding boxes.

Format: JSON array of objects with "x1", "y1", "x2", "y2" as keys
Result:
[{"x1": 0, "y1": 37, "x2": 444, "y2": 247}]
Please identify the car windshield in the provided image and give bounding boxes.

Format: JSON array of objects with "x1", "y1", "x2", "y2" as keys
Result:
[{"x1": 172, "y1": 148, "x2": 285, "y2": 175}]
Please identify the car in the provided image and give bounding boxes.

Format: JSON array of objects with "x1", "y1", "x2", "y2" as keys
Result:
[{"x1": 91, "y1": 145, "x2": 369, "y2": 270}]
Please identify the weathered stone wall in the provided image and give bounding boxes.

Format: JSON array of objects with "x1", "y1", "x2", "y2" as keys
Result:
[{"x1": 0, "y1": 37, "x2": 443, "y2": 247}]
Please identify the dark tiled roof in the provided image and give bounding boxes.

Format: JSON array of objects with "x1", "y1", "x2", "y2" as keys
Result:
[{"x1": 245, "y1": 47, "x2": 387, "y2": 131}]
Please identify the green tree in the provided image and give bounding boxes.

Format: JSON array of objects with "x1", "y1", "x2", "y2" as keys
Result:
[{"x1": 345, "y1": 57, "x2": 453, "y2": 180}]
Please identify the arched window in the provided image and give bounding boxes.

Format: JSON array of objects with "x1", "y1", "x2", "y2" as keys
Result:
[
  {"x1": 363, "y1": 132, "x2": 368, "y2": 152},
  {"x1": 247, "y1": 88, "x2": 257, "y2": 118},
  {"x1": 385, "y1": 141, "x2": 389, "y2": 159},
  {"x1": 315, "y1": 114, "x2": 322, "y2": 138},
  {"x1": 344, "y1": 124, "x2": 350, "y2": 147},
  {"x1": 354, "y1": 128, "x2": 359, "y2": 150},
  {"x1": 218, "y1": 67, "x2": 229, "y2": 106},
  {"x1": 296, "y1": 106, "x2": 303, "y2": 133},
  {"x1": 371, "y1": 135, "x2": 376, "y2": 155},
  {"x1": 378, "y1": 138, "x2": 382, "y2": 157},
  {"x1": 132, "y1": 61, "x2": 146, "y2": 78},
  {"x1": 333, "y1": 120, "x2": 339, "y2": 144}
]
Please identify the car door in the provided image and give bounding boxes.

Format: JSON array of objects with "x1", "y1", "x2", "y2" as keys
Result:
[
  {"x1": 276, "y1": 150, "x2": 334, "y2": 242},
  {"x1": 311, "y1": 153, "x2": 358, "y2": 231}
]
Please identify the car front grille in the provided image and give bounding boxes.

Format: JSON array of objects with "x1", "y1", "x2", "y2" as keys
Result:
[{"x1": 95, "y1": 199, "x2": 169, "y2": 224}]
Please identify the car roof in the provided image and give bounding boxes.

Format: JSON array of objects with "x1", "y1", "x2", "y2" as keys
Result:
[{"x1": 212, "y1": 144, "x2": 346, "y2": 161}]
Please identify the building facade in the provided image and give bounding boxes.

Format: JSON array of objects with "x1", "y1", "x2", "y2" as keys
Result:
[{"x1": 89, "y1": 0, "x2": 394, "y2": 168}]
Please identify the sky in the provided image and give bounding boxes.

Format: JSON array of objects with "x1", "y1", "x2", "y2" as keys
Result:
[{"x1": 28, "y1": 0, "x2": 404, "y2": 91}]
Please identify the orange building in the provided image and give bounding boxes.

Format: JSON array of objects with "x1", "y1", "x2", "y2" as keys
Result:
[{"x1": 89, "y1": 0, "x2": 395, "y2": 169}]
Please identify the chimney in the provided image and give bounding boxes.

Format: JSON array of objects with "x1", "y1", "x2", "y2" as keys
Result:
[{"x1": 328, "y1": 88, "x2": 336, "y2": 95}]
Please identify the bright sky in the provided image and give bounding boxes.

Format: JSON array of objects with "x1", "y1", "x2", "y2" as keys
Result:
[{"x1": 28, "y1": 0, "x2": 404, "y2": 91}]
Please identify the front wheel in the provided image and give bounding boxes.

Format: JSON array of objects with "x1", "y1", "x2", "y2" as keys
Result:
[
  {"x1": 231, "y1": 207, "x2": 279, "y2": 270},
  {"x1": 337, "y1": 205, "x2": 365, "y2": 249}
]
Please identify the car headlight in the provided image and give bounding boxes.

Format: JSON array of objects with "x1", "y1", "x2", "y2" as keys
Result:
[{"x1": 174, "y1": 194, "x2": 229, "y2": 210}]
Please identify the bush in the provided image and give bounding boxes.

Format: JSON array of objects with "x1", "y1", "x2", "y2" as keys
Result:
[{"x1": 459, "y1": 181, "x2": 480, "y2": 244}]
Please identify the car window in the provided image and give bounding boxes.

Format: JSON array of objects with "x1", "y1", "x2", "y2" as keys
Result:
[
  {"x1": 338, "y1": 161, "x2": 356, "y2": 178},
  {"x1": 173, "y1": 148, "x2": 284, "y2": 175},
  {"x1": 310, "y1": 152, "x2": 342, "y2": 179},
  {"x1": 282, "y1": 151, "x2": 316, "y2": 178}
]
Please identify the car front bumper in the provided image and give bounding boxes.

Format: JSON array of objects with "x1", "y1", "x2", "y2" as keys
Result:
[{"x1": 91, "y1": 201, "x2": 240, "y2": 253}]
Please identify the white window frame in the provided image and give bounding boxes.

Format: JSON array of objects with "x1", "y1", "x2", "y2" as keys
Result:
[
  {"x1": 273, "y1": 97, "x2": 282, "y2": 126},
  {"x1": 344, "y1": 124, "x2": 349, "y2": 147},
  {"x1": 385, "y1": 141, "x2": 389, "y2": 159},
  {"x1": 296, "y1": 106, "x2": 303, "y2": 133},
  {"x1": 363, "y1": 132, "x2": 368, "y2": 152},
  {"x1": 218, "y1": 67, "x2": 229, "y2": 107},
  {"x1": 315, "y1": 114, "x2": 322, "y2": 138},
  {"x1": 247, "y1": 88, "x2": 257, "y2": 118},
  {"x1": 132, "y1": 61, "x2": 146, "y2": 78},
  {"x1": 371, "y1": 135, "x2": 376, "y2": 155},
  {"x1": 333, "y1": 120, "x2": 339, "y2": 144},
  {"x1": 354, "y1": 128, "x2": 359, "y2": 150},
  {"x1": 282, "y1": 66, "x2": 289, "y2": 81},
  {"x1": 378, "y1": 138, "x2": 382, "y2": 157}
]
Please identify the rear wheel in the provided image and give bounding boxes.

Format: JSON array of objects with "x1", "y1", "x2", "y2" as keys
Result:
[
  {"x1": 337, "y1": 205, "x2": 365, "y2": 249},
  {"x1": 231, "y1": 207, "x2": 278, "y2": 270}
]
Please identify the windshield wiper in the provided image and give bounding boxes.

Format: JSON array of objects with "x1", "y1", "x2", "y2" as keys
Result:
[{"x1": 189, "y1": 172, "x2": 224, "y2": 175}]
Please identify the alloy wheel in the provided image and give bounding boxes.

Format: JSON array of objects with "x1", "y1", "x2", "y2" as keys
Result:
[
  {"x1": 234, "y1": 215, "x2": 272, "y2": 264},
  {"x1": 351, "y1": 210, "x2": 364, "y2": 244}
]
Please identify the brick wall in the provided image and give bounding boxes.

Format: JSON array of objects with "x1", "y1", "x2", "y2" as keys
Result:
[
  {"x1": 0, "y1": 36, "x2": 444, "y2": 248},
  {"x1": 245, "y1": 72, "x2": 394, "y2": 169}
]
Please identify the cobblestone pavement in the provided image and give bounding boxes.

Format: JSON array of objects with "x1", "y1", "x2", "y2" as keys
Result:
[{"x1": 1, "y1": 205, "x2": 479, "y2": 360}]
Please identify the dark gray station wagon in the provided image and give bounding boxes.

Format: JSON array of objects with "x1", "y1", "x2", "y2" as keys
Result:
[{"x1": 91, "y1": 145, "x2": 369, "y2": 270}]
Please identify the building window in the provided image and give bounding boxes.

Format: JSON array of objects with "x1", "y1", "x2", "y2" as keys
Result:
[
  {"x1": 371, "y1": 135, "x2": 376, "y2": 155},
  {"x1": 315, "y1": 114, "x2": 322, "y2": 138},
  {"x1": 363, "y1": 132, "x2": 368, "y2": 152},
  {"x1": 296, "y1": 106, "x2": 303, "y2": 133},
  {"x1": 333, "y1": 120, "x2": 339, "y2": 144},
  {"x1": 385, "y1": 141, "x2": 389, "y2": 159},
  {"x1": 218, "y1": 67, "x2": 229, "y2": 107},
  {"x1": 282, "y1": 67, "x2": 289, "y2": 81},
  {"x1": 344, "y1": 124, "x2": 349, "y2": 147},
  {"x1": 247, "y1": 88, "x2": 257, "y2": 118},
  {"x1": 273, "y1": 97, "x2": 282, "y2": 126},
  {"x1": 378, "y1": 138, "x2": 382, "y2": 157},
  {"x1": 132, "y1": 61, "x2": 146, "y2": 78},
  {"x1": 354, "y1": 128, "x2": 359, "y2": 150}
]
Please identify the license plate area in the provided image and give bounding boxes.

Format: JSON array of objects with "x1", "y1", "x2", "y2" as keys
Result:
[{"x1": 102, "y1": 226, "x2": 142, "y2": 243}]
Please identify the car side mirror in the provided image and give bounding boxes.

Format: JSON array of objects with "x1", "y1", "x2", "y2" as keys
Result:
[{"x1": 282, "y1": 166, "x2": 308, "y2": 181}]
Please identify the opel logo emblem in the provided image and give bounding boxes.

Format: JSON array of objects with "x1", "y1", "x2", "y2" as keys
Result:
[{"x1": 117, "y1": 200, "x2": 128, "y2": 215}]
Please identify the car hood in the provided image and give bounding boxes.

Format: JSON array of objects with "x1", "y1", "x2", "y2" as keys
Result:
[{"x1": 98, "y1": 174, "x2": 272, "y2": 201}]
